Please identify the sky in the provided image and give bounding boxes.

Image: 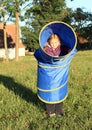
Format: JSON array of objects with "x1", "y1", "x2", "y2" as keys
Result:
[
  {"x1": 66, "y1": 0, "x2": 92, "y2": 12},
  {"x1": 7, "y1": 0, "x2": 92, "y2": 26}
]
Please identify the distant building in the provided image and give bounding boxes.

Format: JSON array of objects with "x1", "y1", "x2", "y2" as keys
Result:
[
  {"x1": 76, "y1": 33, "x2": 88, "y2": 44},
  {"x1": 76, "y1": 33, "x2": 92, "y2": 50},
  {"x1": 0, "y1": 24, "x2": 25, "y2": 59}
]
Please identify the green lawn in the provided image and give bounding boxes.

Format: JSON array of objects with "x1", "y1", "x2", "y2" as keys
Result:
[{"x1": 0, "y1": 50, "x2": 92, "y2": 130}]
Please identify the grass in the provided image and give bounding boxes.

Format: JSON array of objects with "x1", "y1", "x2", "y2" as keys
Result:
[{"x1": 0, "y1": 50, "x2": 92, "y2": 130}]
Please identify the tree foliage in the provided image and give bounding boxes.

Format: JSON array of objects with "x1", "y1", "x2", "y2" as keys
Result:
[
  {"x1": 21, "y1": 26, "x2": 39, "y2": 51},
  {"x1": 22, "y1": 0, "x2": 72, "y2": 49},
  {"x1": 72, "y1": 8, "x2": 92, "y2": 40},
  {"x1": 25, "y1": 0, "x2": 70, "y2": 31},
  {"x1": 1, "y1": 0, "x2": 91, "y2": 51},
  {"x1": 21, "y1": 1, "x2": 92, "y2": 50},
  {"x1": 1, "y1": 0, "x2": 30, "y2": 20}
]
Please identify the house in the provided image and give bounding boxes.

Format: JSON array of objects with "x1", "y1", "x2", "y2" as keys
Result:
[
  {"x1": 76, "y1": 32, "x2": 92, "y2": 50},
  {"x1": 0, "y1": 24, "x2": 25, "y2": 59},
  {"x1": 76, "y1": 33, "x2": 88, "y2": 44}
]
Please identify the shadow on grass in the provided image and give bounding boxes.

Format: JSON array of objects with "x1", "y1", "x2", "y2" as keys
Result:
[{"x1": 0, "y1": 74, "x2": 45, "y2": 110}]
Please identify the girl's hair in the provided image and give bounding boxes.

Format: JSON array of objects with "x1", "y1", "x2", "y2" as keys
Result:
[{"x1": 47, "y1": 34, "x2": 61, "y2": 43}]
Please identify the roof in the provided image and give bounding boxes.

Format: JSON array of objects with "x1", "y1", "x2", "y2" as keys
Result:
[
  {"x1": 0, "y1": 24, "x2": 25, "y2": 48},
  {"x1": 76, "y1": 32, "x2": 88, "y2": 44}
]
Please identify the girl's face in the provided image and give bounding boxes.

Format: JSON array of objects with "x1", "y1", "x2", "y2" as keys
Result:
[{"x1": 49, "y1": 38, "x2": 60, "y2": 50}]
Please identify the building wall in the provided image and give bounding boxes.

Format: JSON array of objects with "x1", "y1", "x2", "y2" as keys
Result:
[
  {"x1": 0, "y1": 24, "x2": 25, "y2": 59},
  {"x1": 0, "y1": 48, "x2": 25, "y2": 59}
]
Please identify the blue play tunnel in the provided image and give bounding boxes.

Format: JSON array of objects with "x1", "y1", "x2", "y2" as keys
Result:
[{"x1": 34, "y1": 21, "x2": 77, "y2": 104}]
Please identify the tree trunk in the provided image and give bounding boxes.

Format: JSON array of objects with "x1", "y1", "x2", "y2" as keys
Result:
[
  {"x1": 3, "y1": 23, "x2": 9, "y2": 62},
  {"x1": 15, "y1": 11, "x2": 19, "y2": 61}
]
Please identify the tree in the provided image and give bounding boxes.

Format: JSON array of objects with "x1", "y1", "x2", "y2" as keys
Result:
[
  {"x1": 0, "y1": 0, "x2": 32, "y2": 61},
  {"x1": 23, "y1": 0, "x2": 70, "y2": 49},
  {"x1": 21, "y1": 26, "x2": 39, "y2": 51},
  {"x1": 0, "y1": 2, "x2": 9, "y2": 62},
  {"x1": 72, "y1": 8, "x2": 92, "y2": 39},
  {"x1": 26, "y1": 0, "x2": 70, "y2": 30},
  {"x1": 68, "y1": 8, "x2": 92, "y2": 50}
]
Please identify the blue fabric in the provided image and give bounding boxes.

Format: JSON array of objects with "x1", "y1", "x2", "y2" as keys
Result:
[
  {"x1": 34, "y1": 22, "x2": 77, "y2": 104},
  {"x1": 34, "y1": 49, "x2": 77, "y2": 103}
]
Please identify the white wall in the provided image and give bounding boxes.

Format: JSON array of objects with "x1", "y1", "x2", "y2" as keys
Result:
[{"x1": 0, "y1": 48, "x2": 25, "y2": 59}]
